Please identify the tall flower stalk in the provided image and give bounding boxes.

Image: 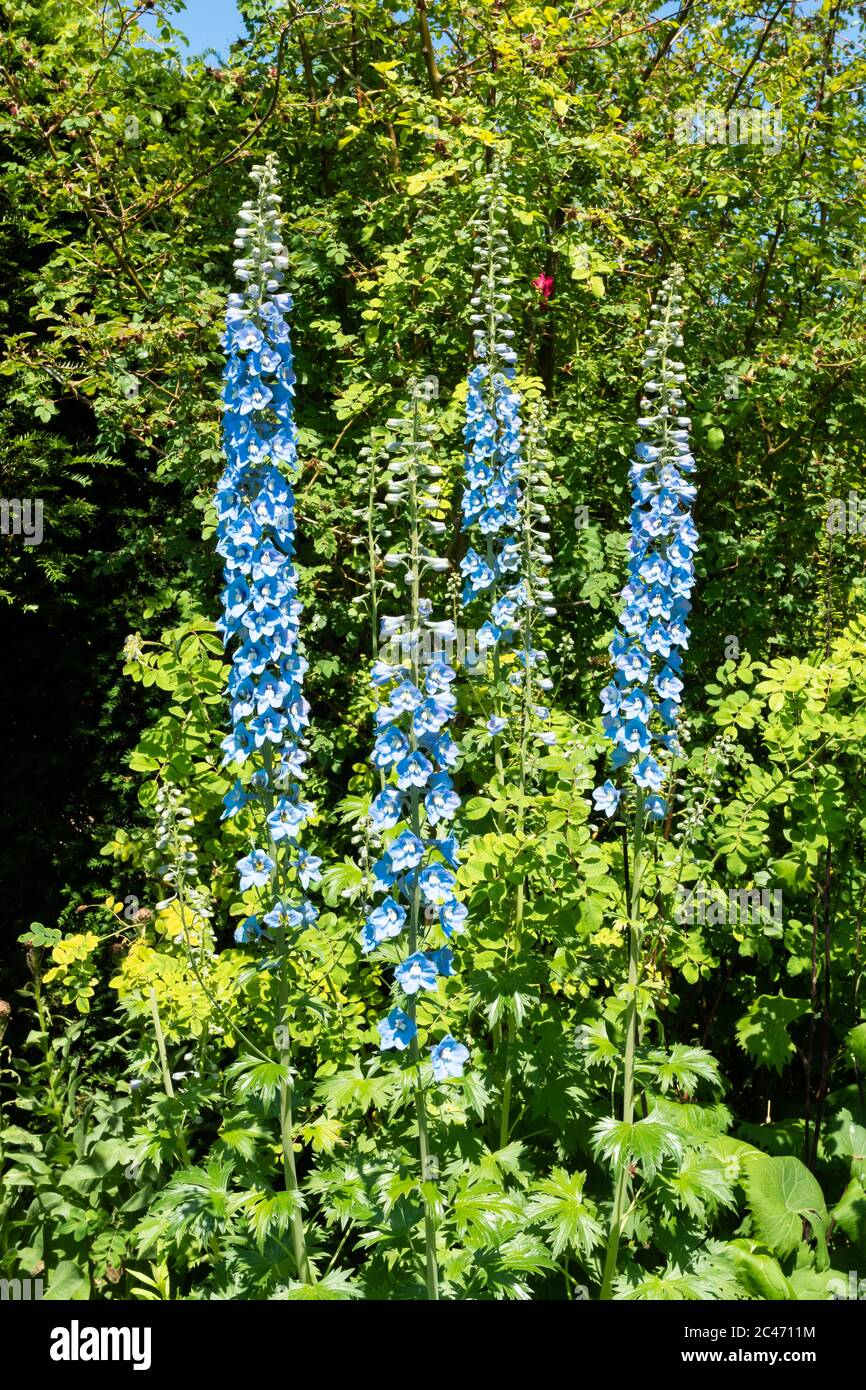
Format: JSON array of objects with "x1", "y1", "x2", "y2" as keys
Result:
[
  {"x1": 498, "y1": 400, "x2": 557, "y2": 1146},
  {"x1": 152, "y1": 782, "x2": 215, "y2": 1083},
  {"x1": 362, "y1": 384, "x2": 470, "y2": 1300},
  {"x1": 357, "y1": 427, "x2": 397, "y2": 698},
  {"x1": 214, "y1": 155, "x2": 320, "y2": 1286},
  {"x1": 460, "y1": 168, "x2": 525, "y2": 736},
  {"x1": 591, "y1": 266, "x2": 697, "y2": 1298}
]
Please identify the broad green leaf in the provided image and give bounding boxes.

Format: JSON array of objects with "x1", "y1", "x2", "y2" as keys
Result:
[
  {"x1": 45, "y1": 1260, "x2": 90, "y2": 1300},
  {"x1": 278, "y1": 1269, "x2": 362, "y2": 1300},
  {"x1": 831, "y1": 1178, "x2": 866, "y2": 1252},
  {"x1": 846, "y1": 1023, "x2": 866, "y2": 1070},
  {"x1": 727, "y1": 1240, "x2": 795, "y2": 1300},
  {"x1": 745, "y1": 1154, "x2": 828, "y2": 1261},
  {"x1": 735, "y1": 994, "x2": 810, "y2": 1073},
  {"x1": 525, "y1": 1169, "x2": 603, "y2": 1258},
  {"x1": 592, "y1": 1109, "x2": 683, "y2": 1180}
]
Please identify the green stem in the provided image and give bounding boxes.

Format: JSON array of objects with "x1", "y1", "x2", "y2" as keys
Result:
[
  {"x1": 498, "y1": 419, "x2": 538, "y2": 1148},
  {"x1": 148, "y1": 987, "x2": 192, "y2": 1167},
  {"x1": 600, "y1": 271, "x2": 682, "y2": 1296},
  {"x1": 279, "y1": 1064, "x2": 313, "y2": 1283},
  {"x1": 406, "y1": 396, "x2": 440, "y2": 1298},
  {"x1": 32, "y1": 967, "x2": 65, "y2": 1135},
  {"x1": 275, "y1": 915, "x2": 314, "y2": 1283},
  {"x1": 498, "y1": 650, "x2": 529, "y2": 1148},
  {"x1": 600, "y1": 792, "x2": 645, "y2": 1300},
  {"x1": 413, "y1": 1067, "x2": 440, "y2": 1299},
  {"x1": 269, "y1": 775, "x2": 315, "y2": 1286},
  {"x1": 367, "y1": 442, "x2": 381, "y2": 662},
  {"x1": 498, "y1": 973, "x2": 516, "y2": 1147},
  {"x1": 481, "y1": 189, "x2": 513, "y2": 1143},
  {"x1": 367, "y1": 444, "x2": 387, "y2": 795}
]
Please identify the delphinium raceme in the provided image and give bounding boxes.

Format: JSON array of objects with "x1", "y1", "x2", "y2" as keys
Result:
[
  {"x1": 497, "y1": 399, "x2": 558, "y2": 1146},
  {"x1": 153, "y1": 783, "x2": 214, "y2": 944},
  {"x1": 509, "y1": 401, "x2": 558, "y2": 754},
  {"x1": 459, "y1": 167, "x2": 526, "y2": 752},
  {"x1": 362, "y1": 382, "x2": 469, "y2": 1300},
  {"x1": 215, "y1": 154, "x2": 320, "y2": 1286},
  {"x1": 590, "y1": 265, "x2": 697, "y2": 1299}
]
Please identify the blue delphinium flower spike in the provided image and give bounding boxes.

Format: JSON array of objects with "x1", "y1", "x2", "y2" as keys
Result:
[
  {"x1": 593, "y1": 266, "x2": 696, "y2": 818},
  {"x1": 216, "y1": 155, "x2": 321, "y2": 932},
  {"x1": 364, "y1": 384, "x2": 470, "y2": 1080},
  {"x1": 460, "y1": 169, "x2": 526, "y2": 652}
]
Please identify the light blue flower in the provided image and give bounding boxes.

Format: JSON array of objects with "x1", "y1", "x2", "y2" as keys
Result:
[
  {"x1": 430, "y1": 1035, "x2": 470, "y2": 1080},
  {"x1": 440, "y1": 899, "x2": 469, "y2": 936},
  {"x1": 386, "y1": 830, "x2": 426, "y2": 874},
  {"x1": 296, "y1": 848, "x2": 322, "y2": 890},
  {"x1": 266, "y1": 798, "x2": 308, "y2": 842},
  {"x1": 396, "y1": 749, "x2": 434, "y2": 790},
  {"x1": 237, "y1": 848, "x2": 275, "y2": 890},
  {"x1": 592, "y1": 781, "x2": 622, "y2": 817},
  {"x1": 371, "y1": 659, "x2": 404, "y2": 686},
  {"x1": 428, "y1": 947, "x2": 455, "y2": 977},
  {"x1": 377, "y1": 1007, "x2": 417, "y2": 1052},
  {"x1": 619, "y1": 688, "x2": 653, "y2": 722},
  {"x1": 372, "y1": 726, "x2": 410, "y2": 769},
  {"x1": 460, "y1": 179, "x2": 525, "y2": 633},
  {"x1": 221, "y1": 722, "x2": 254, "y2": 767},
  {"x1": 413, "y1": 698, "x2": 451, "y2": 738},
  {"x1": 593, "y1": 267, "x2": 696, "y2": 810},
  {"x1": 221, "y1": 780, "x2": 247, "y2": 820},
  {"x1": 416, "y1": 864, "x2": 455, "y2": 908},
  {"x1": 395, "y1": 952, "x2": 439, "y2": 995},
  {"x1": 371, "y1": 858, "x2": 397, "y2": 893},
  {"x1": 633, "y1": 756, "x2": 666, "y2": 793},
  {"x1": 425, "y1": 658, "x2": 456, "y2": 693},
  {"x1": 433, "y1": 835, "x2": 461, "y2": 870},
  {"x1": 389, "y1": 679, "x2": 423, "y2": 712},
  {"x1": 362, "y1": 896, "x2": 407, "y2": 952},
  {"x1": 653, "y1": 667, "x2": 684, "y2": 702},
  {"x1": 424, "y1": 773, "x2": 460, "y2": 825},
  {"x1": 263, "y1": 901, "x2": 297, "y2": 931},
  {"x1": 234, "y1": 915, "x2": 261, "y2": 944},
  {"x1": 218, "y1": 157, "x2": 319, "y2": 938},
  {"x1": 424, "y1": 732, "x2": 459, "y2": 769},
  {"x1": 370, "y1": 787, "x2": 404, "y2": 831},
  {"x1": 363, "y1": 392, "x2": 469, "y2": 1079},
  {"x1": 615, "y1": 718, "x2": 652, "y2": 756},
  {"x1": 286, "y1": 901, "x2": 318, "y2": 928}
]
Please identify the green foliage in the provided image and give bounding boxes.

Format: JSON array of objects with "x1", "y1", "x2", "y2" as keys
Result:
[
  {"x1": 744, "y1": 1154, "x2": 829, "y2": 1263},
  {"x1": 736, "y1": 996, "x2": 811, "y2": 1074},
  {"x1": 2, "y1": 0, "x2": 866, "y2": 1302}
]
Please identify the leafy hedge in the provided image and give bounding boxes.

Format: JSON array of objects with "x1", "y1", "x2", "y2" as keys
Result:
[{"x1": 1, "y1": 0, "x2": 865, "y2": 1301}]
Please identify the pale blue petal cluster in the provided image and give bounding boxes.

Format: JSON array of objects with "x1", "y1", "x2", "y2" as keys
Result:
[
  {"x1": 364, "y1": 393, "x2": 469, "y2": 1080},
  {"x1": 459, "y1": 173, "x2": 526, "y2": 649},
  {"x1": 594, "y1": 268, "x2": 697, "y2": 819},
  {"x1": 215, "y1": 156, "x2": 321, "y2": 936}
]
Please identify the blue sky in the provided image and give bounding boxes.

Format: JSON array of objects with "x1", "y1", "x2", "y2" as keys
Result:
[{"x1": 141, "y1": 0, "x2": 246, "y2": 58}]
